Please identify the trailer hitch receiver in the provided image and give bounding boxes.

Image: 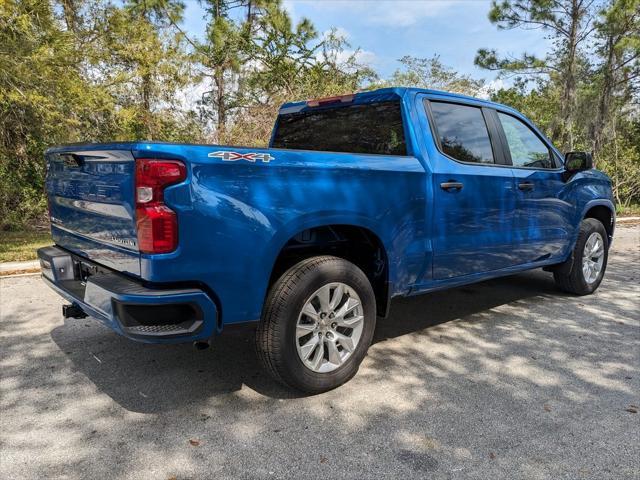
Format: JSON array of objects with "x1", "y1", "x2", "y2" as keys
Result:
[{"x1": 62, "y1": 303, "x2": 88, "y2": 319}]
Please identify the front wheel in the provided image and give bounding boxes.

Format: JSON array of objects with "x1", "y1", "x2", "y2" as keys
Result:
[
  {"x1": 256, "y1": 256, "x2": 376, "y2": 393},
  {"x1": 554, "y1": 218, "x2": 609, "y2": 295}
]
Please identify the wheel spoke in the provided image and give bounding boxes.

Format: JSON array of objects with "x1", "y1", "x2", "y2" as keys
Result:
[
  {"x1": 311, "y1": 340, "x2": 325, "y2": 370},
  {"x1": 299, "y1": 335, "x2": 319, "y2": 360},
  {"x1": 326, "y1": 340, "x2": 342, "y2": 365},
  {"x1": 593, "y1": 244, "x2": 604, "y2": 259},
  {"x1": 334, "y1": 297, "x2": 359, "y2": 320},
  {"x1": 316, "y1": 285, "x2": 331, "y2": 312},
  {"x1": 329, "y1": 284, "x2": 344, "y2": 311},
  {"x1": 338, "y1": 314, "x2": 364, "y2": 329},
  {"x1": 296, "y1": 323, "x2": 316, "y2": 338},
  {"x1": 335, "y1": 332, "x2": 355, "y2": 353},
  {"x1": 301, "y1": 302, "x2": 319, "y2": 322}
]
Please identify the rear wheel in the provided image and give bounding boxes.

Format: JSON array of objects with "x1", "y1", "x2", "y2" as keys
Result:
[
  {"x1": 554, "y1": 218, "x2": 609, "y2": 295},
  {"x1": 256, "y1": 256, "x2": 376, "y2": 393}
]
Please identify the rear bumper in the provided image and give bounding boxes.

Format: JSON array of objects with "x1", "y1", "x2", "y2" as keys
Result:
[{"x1": 37, "y1": 246, "x2": 219, "y2": 344}]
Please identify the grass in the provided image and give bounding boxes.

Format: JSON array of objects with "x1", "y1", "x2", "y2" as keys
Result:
[
  {"x1": 616, "y1": 203, "x2": 640, "y2": 217},
  {"x1": 0, "y1": 230, "x2": 52, "y2": 263}
]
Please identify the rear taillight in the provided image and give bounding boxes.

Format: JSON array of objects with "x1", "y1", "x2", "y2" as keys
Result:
[{"x1": 135, "y1": 159, "x2": 186, "y2": 254}]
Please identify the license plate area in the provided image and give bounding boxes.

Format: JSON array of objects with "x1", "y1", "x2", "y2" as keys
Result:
[
  {"x1": 75, "y1": 258, "x2": 101, "y2": 284},
  {"x1": 59, "y1": 257, "x2": 105, "y2": 299}
]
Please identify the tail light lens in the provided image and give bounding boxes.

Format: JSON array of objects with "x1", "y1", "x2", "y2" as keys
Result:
[{"x1": 135, "y1": 159, "x2": 186, "y2": 254}]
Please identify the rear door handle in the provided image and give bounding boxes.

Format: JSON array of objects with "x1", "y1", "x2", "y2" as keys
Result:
[
  {"x1": 440, "y1": 181, "x2": 463, "y2": 191},
  {"x1": 518, "y1": 182, "x2": 534, "y2": 191}
]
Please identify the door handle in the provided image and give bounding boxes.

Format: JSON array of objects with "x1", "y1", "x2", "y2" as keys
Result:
[
  {"x1": 518, "y1": 182, "x2": 534, "y2": 191},
  {"x1": 440, "y1": 181, "x2": 463, "y2": 191}
]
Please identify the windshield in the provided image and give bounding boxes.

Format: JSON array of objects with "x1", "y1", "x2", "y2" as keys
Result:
[{"x1": 271, "y1": 101, "x2": 407, "y2": 156}]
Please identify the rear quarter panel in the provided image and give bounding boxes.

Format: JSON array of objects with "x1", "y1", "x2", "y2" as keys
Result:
[{"x1": 135, "y1": 144, "x2": 427, "y2": 325}]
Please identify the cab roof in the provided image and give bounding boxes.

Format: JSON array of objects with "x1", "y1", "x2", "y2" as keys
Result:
[{"x1": 278, "y1": 87, "x2": 517, "y2": 116}]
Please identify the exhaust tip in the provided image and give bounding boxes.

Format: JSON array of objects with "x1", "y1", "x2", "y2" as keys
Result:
[{"x1": 193, "y1": 341, "x2": 210, "y2": 350}]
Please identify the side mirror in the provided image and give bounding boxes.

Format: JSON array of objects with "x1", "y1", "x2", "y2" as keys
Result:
[{"x1": 564, "y1": 151, "x2": 593, "y2": 173}]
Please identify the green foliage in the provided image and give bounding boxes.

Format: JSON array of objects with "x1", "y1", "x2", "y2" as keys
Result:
[
  {"x1": 597, "y1": 121, "x2": 640, "y2": 207},
  {"x1": 0, "y1": 0, "x2": 203, "y2": 230},
  {"x1": 376, "y1": 55, "x2": 485, "y2": 96},
  {"x1": 1, "y1": 0, "x2": 638, "y2": 232},
  {"x1": 0, "y1": 0, "x2": 377, "y2": 229},
  {"x1": 228, "y1": 13, "x2": 376, "y2": 146},
  {"x1": 98, "y1": 1, "x2": 199, "y2": 140},
  {"x1": 482, "y1": 0, "x2": 640, "y2": 207},
  {"x1": 0, "y1": 0, "x2": 112, "y2": 229}
]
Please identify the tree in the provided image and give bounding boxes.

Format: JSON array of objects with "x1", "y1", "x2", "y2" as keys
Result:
[
  {"x1": 108, "y1": 0, "x2": 192, "y2": 139},
  {"x1": 299, "y1": 29, "x2": 376, "y2": 98},
  {"x1": 241, "y1": 4, "x2": 318, "y2": 101},
  {"x1": 0, "y1": 0, "x2": 113, "y2": 229},
  {"x1": 590, "y1": 0, "x2": 639, "y2": 153},
  {"x1": 480, "y1": 0, "x2": 640, "y2": 208},
  {"x1": 193, "y1": 0, "x2": 278, "y2": 141},
  {"x1": 0, "y1": 0, "x2": 202, "y2": 230},
  {"x1": 475, "y1": 0, "x2": 601, "y2": 150},
  {"x1": 228, "y1": 25, "x2": 376, "y2": 147},
  {"x1": 380, "y1": 55, "x2": 486, "y2": 96}
]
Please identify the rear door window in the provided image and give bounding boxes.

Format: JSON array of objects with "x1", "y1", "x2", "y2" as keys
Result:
[
  {"x1": 272, "y1": 101, "x2": 407, "y2": 155},
  {"x1": 429, "y1": 101, "x2": 495, "y2": 164},
  {"x1": 497, "y1": 112, "x2": 554, "y2": 169}
]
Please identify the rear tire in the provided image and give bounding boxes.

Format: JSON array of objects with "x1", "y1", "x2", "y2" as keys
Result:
[
  {"x1": 554, "y1": 218, "x2": 609, "y2": 295},
  {"x1": 256, "y1": 256, "x2": 376, "y2": 393}
]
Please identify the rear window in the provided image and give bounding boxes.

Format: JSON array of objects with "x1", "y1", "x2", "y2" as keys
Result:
[{"x1": 271, "y1": 101, "x2": 407, "y2": 156}]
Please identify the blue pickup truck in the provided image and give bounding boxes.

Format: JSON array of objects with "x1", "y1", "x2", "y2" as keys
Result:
[{"x1": 38, "y1": 87, "x2": 615, "y2": 392}]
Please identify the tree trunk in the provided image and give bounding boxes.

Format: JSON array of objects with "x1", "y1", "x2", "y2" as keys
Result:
[
  {"x1": 142, "y1": 72, "x2": 154, "y2": 140},
  {"x1": 215, "y1": 68, "x2": 226, "y2": 141},
  {"x1": 60, "y1": 0, "x2": 80, "y2": 33},
  {"x1": 592, "y1": 34, "x2": 616, "y2": 155},
  {"x1": 554, "y1": 0, "x2": 580, "y2": 151}
]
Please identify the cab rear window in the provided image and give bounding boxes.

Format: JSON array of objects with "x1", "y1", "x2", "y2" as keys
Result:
[{"x1": 272, "y1": 101, "x2": 407, "y2": 156}]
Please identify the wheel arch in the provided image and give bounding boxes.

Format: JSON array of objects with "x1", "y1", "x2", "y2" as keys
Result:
[
  {"x1": 581, "y1": 200, "x2": 615, "y2": 245},
  {"x1": 265, "y1": 219, "x2": 392, "y2": 318}
]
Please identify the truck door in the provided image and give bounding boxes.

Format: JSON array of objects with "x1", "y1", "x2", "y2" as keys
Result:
[
  {"x1": 493, "y1": 110, "x2": 573, "y2": 264},
  {"x1": 423, "y1": 99, "x2": 519, "y2": 280}
]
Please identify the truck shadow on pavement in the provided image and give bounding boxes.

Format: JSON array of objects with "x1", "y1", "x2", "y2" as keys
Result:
[
  {"x1": 3, "y1": 237, "x2": 637, "y2": 479},
  {"x1": 48, "y1": 264, "x2": 593, "y2": 412}
]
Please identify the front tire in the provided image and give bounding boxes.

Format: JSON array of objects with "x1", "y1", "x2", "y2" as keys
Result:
[
  {"x1": 256, "y1": 256, "x2": 376, "y2": 393},
  {"x1": 554, "y1": 218, "x2": 609, "y2": 295}
]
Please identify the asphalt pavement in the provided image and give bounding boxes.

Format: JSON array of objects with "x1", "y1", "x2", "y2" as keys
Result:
[{"x1": 1, "y1": 226, "x2": 638, "y2": 479}]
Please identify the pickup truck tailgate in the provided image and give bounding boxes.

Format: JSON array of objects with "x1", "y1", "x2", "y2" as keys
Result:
[{"x1": 45, "y1": 147, "x2": 140, "y2": 275}]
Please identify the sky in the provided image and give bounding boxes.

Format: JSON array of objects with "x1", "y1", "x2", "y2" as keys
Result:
[{"x1": 181, "y1": 0, "x2": 554, "y2": 87}]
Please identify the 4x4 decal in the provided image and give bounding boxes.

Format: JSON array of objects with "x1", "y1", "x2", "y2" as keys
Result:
[{"x1": 208, "y1": 151, "x2": 274, "y2": 163}]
